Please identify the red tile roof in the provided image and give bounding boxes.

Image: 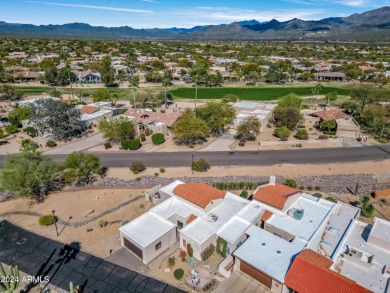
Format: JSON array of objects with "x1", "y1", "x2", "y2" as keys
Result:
[
  {"x1": 285, "y1": 250, "x2": 371, "y2": 293},
  {"x1": 123, "y1": 109, "x2": 180, "y2": 127},
  {"x1": 261, "y1": 210, "x2": 273, "y2": 221},
  {"x1": 314, "y1": 109, "x2": 348, "y2": 121},
  {"x1": 186, "y1": 214, "x2": 198, "y2": 224},
  {"x1": 80, "y1": 105, "x2": 99, "y2": 115},
  {"x1": 173, "y1": 183, "x2": 225, "y2": 208},
  {"x1": 253, "y1": 183, "x2": 300, "y2": 210}
]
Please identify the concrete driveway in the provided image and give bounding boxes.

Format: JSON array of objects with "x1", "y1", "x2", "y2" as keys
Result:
[
  {"x1": 214, "y1": 271, "x2": 270, "y2": 293},
  {"x1": 44, "y1": 133, "x2": 105, "y2": 154},
  {"x1": 198, "y1": 134, "x2": 236, "y2": 152}
]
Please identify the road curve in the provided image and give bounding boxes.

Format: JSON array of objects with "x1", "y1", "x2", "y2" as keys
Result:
[{"x1": 0, "y1": 145, "x2": 389, "y2": 167}]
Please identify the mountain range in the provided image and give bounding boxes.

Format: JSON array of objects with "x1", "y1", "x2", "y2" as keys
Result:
[{"x1": 0, "y1": 6, "x2": 389, "y2": 42}]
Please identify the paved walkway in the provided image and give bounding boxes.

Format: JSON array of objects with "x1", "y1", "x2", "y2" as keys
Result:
[
  {"x1": 44, "y1": 133, "x2": 105, "y2": 154},
  {"x1": 198, "y1": 134, "x2": 236, "y2": 152},
  {"x1": 0, "y1": 221, "x2": 185, "y2": 293}
]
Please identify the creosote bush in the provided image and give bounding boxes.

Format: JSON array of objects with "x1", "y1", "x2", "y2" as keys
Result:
[
  {"x1": 151, "y1": 133, "x2": 165, "y2": 145},
  {"x1": 130, "y1": 161, "x2": 146, "y2": 174},
  {"x1": 191, "y1": 158, "x2": 211, "y2": 172},
  {"x1": 39, "y1": 214, "x2": 57, "y2": 226}
]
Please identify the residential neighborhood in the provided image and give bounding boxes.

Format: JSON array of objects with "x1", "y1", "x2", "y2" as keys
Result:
[{"x1": 0, "y1": 2, "x2": 390, "y2": 293}]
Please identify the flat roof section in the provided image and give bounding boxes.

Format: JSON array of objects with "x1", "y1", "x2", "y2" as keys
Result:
[
  {"x1": 120, "y1": 213, "x2": 175, "y2": 248},
  {"x1": 234, "y1": 226, "x2": 306, "y2": 283}
]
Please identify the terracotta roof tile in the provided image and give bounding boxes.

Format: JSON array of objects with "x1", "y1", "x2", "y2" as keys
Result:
[
  {"x1": 285, "y1": 250, "x2": 371, "y2": 293},
  {"x1": 314, "y1": 109, "x2": 348, "y2": 121},
  {"x1": 173, "y1": 183, "x2": 225, "y2": 208},
  {"x1": 261, "y1": 210, "x2": 273, "y2": 221},
  {"x1": 253, "y1": 183, "x2": 300, "y2": 210},
  {"x1": 80, "y1": 105, "x2": 99, "y2": 115},
  {"x1": 186, "y1": 214, "x2": 197, "y2": 224}
]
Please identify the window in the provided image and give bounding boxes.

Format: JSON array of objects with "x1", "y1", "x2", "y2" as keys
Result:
[
  {"x1": 177, "y1": 221, "x2": 183, "y2": 229},
  {"x1": 155, "y1": 242, "x2": 161, "y2": 251}
]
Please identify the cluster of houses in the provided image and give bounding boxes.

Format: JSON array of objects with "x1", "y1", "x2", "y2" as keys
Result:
[
  {"x1": 120, "y1": 178, "x2": 389, "y2": 293},
  {"x1": 4, "y1": 46, "x2": 390, "y2": 85}
]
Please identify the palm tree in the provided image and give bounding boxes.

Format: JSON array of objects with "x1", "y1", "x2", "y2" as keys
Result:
[
  {"x1": 130, "y1": 75, "x2": 140, "y2": 137},
  {"x1": 65, "y1": 62, "x2": 75, "y2": 100}
]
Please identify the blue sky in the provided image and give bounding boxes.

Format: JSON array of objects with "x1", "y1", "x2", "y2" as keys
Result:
[{"x1": 1, "y1": 0, "x2": 389, "y2": 28}]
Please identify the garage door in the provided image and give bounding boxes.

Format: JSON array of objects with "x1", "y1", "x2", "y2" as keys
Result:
[
  {"x1": 240, "y1": 260, "x2": 272, "y2": 289},
  {"x1": 124, "y1": 237, "x2": 143, "y2": 259}
]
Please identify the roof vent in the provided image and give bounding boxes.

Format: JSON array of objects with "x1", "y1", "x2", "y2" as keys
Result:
[
  {"x1": 261, "y1": 242, "x2": 266, "y2": 246},
  {"x1": 293, "y1": 209, "x2": 304, "y2": 220},
  {"x1": 207, "y1": 213, "x2": 218, "y2": 223},
  {"x1": 277, "y1": 250, "x2": 281, "y2": 255}
]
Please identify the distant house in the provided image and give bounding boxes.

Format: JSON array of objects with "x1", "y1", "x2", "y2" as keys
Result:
[
  {"x1": 76, "y1": 102, "x2": 114, "y2": 128},
  {"x1": 314, "y1": 72, "x2": 346, "y2": 82},
  {"x1": 76, "y1": 70, "x2": 101, "y2": 83},
  {"x1": 335, "y1": 117, "x2": 361, "y2": 138}
]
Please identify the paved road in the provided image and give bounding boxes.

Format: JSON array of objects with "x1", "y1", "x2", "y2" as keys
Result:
[
  {"x1": 0, "y1": 221, "x2": 185, "y2": 293},
  {"x1": 0, "y1": 146, "x2": 389, "y2": 167}
]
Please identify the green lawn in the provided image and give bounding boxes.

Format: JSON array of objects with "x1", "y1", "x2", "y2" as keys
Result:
[
  {"x1": 170, "y1": 86, "x2": 351, "y2": 101},
  {"x1": 16, "y1": 87, "x2": 50, "y2": 95}
]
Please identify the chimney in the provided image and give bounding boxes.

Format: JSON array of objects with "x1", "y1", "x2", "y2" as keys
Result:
[{"x1": 269, "y1": 176, "x2": 276, "y2": 186}]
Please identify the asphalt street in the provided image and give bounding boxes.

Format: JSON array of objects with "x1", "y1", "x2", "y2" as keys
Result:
[{"x1": 1, "y1": 146, "x2": 388, "y2": 167}]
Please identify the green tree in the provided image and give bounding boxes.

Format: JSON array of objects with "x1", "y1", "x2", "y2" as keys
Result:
[
  {"x1": 237, "y1": 116, "x2": 261, "y2": 140},
  {"x1": 0, "y1": 84, "x2": 23, "y2": 101},
  {"x1": 351, "y1": 85, "x2": 378, "y2": 113},
  {"x1": 278, "y1": 94, "x2": 303, "y2": 110},
  {"x1": 98, "y1": 117, "x2": 134, "y2": 141},
  {"x1": 93, "y1": 88, "x2": 111, "y2": 102},
  {"x1": 162, "y1": 70, "x2": 172, "y2": 109},
  {"x1": 8, "y1": 105, "x2": 31, "y2": 127},
  {"x1": 273, "y1": 107, "x2": 302, "y2": 129},
  {"x1": 325, "y1": 91, "x2": 338, "y2": 108},
  {"x1": 29, "y1": 99, "x2": 82, "y2": 140},
  {"x1": 20, "y1": 139, "x2": 38, "y2": 152},
  {"x1": 222, "y1": 94, "x2": 239, "y2": 103},
  {"x1": 172, "y1": 109, "x2": 210, "y2": 145},
  {"x1": 62, "y1": 152, "x2": 102, "y2": 186},
  {"x1": 100, "y1": 56, "x2": 115, "y2": 86},
  {"x1": 361, "y1": 104, "x2": 390, "y2": 139},
  {"x1": 361, "y1": 196, "x2": 375, "y2": 218},
  {"x1": 320, "y1": 120, "x2": 337, "y2": 132},
  {"x1": 0, "y1": 151, "x2": 62, "y2": 201},
  {"x1": 196, "y1": 101, "x2": 236, "y2": 136}
]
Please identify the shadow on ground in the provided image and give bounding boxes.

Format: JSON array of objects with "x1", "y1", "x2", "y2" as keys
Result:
[{"x1": 0, "y1": 220, "x2": 184, "y2": 293}]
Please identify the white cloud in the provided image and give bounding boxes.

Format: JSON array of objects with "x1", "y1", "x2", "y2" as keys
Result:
[
  {"x1": 27, "y1": 1, "x2": 154, "y2": 14},
  {"x1": 172, "y1": 7, "x2": 326, "y2": 25}
]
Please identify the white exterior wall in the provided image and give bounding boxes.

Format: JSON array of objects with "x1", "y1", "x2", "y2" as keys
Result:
[
  {"x1": 180, "y1": 233, "x2": 215, "y2": 261},
  {"x1": 173, "y1": 195, "x2": 223, "y2": 213},
  {"x1": 142, "y1": 226, "x2": 177, "y2": 264},
  {"x1": 229, "y1": 233, "x2": 248, "y2": 255},
  {"x1": 120, "y1": 227, "x2": 176, "y2": 265},
  {"x1": 282, "y1": 193, "x2": 300, "y2": 212}
]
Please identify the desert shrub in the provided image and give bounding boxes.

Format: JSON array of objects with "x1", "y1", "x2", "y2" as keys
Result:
[
  {"x1": 160, "y1": 109, "x2": 166, "y2": 113},
  {"x1": 274, "y1": 126, "x2": 291, "y2": 139},
  {"x1": 318, "y1": 135, "x2": 328, "y2": 140},
  {"x1": 285, "y1": 179, "x2": 297, "y2": 188},
  {"x1": 5, "y1": 124, "x2": 18, "y2": 134},
  {"x1": 130, "y1": 161, "x2": 146, "y2": 174},
  {"x1": 179, "y1": 250, "x2": 187, "y2": 261},
  {"x1": 202, "y1": 280, "x2": 217, "y2": 292},
  {"x1": 307, "y1": 186, "x2": 313, "y2": 191},
  {"x1": 313, "y1": 193, "x2": 322, "y2": 198},
  {"x1": 104, "y1": 142, "x2": 112, "y2": 149},
  {"x1": 216, "y1": 237, "x2": 227, "y2": 258},
  {"x1": 238, "y1": 140, "x2": 246, "y2": 146},
  {"x1": 168, "y1": 257, "x2": 175, "y2": 267},
  {"x1": 240, "y1": 190, "x2": 248, "y2": 199},
  {"x1": 46, "y1": 140, "x2": 57, "y2": 148},
  {"x1": 201, "y1": 244, "x2": 215, "y2": 261},
  {"x1": 159, "y1": 168, "x2": 165, "y2": 173},
  {"x1": 361, "y1": 196, "x2": 375, "y2": 218},
  {"x1": 174, "y1": 269, "x2": 184, "y2": 280},
  {"x1": 376, "y1": 138, "x2": 388, "y2": 143},
  {"x1": 315, "y1": 186, "x2": 321, "y2": 190},
  {"x1": 154, "y1": 172, "x2": 159, "y2": 176},
  {"x1": 187, "y1": 244, "x2": 193, "y2": 257},
  {"x1": 99, "y1": 220, "x2": 108, "y2": 228},
  {"x1": 325, "y1": 196, "x2": 337, "y2": 203},
  {"x1": 145, "y1": 128, "x2": 152, "y2": 136},
  {"x1": 192, "y1": 158, "x2": 211, "y2": 172},
  {"x1": 121, "y1": 138, "x2": 141, "y2": 150},
  {"x1": 140, "y1": 133, "x2": 146, "y2": 142},
  {"x1": 299, "y1": 186, "x2": 305, "y2": 190},
  {"x1": 296, "y1": 129, "x2": 309, "y2": 140},
  {"x1": 38, "y1": 214, "x2": 57, "y2": 226},
  {"x1": 23, "y1": 126, "x2": 38, "y2": 137},
  {"x1": 324, "y1": 131, "x2": 337, "y2": 135},
  {"x1": 135, "y1": 177, "x2": 141, "y2": 181},
  {"x1": 152, "y1": 133, "x2": 165, "y2": 145}
]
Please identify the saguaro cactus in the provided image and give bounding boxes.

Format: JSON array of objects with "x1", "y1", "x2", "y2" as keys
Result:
[{"x1": 0, "y1": 263, "x2": 20, "y2": 293}]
